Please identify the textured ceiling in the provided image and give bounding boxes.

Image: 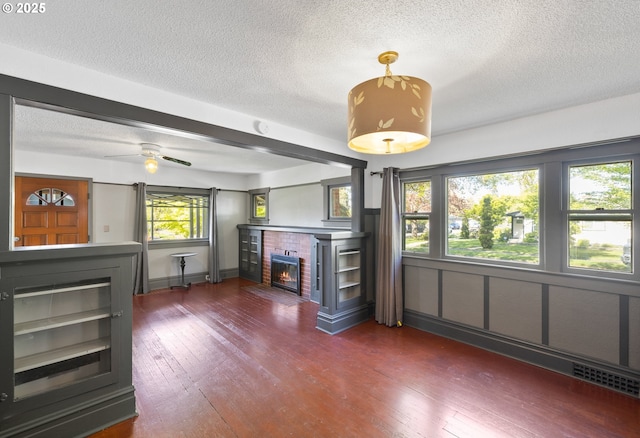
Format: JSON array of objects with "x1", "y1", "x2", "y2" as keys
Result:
[{"x1": 2, "y1": 1, "x2": 640, "y2": 173}]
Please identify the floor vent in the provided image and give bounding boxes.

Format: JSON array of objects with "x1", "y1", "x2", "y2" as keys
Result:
[{"x1": 573, "y1": 363, "x2": 639, "y2": 397}]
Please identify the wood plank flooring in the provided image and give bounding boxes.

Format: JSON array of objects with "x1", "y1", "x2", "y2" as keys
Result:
[{"x1": 91, "y1": 278, "x2": 639, "y2": 437}]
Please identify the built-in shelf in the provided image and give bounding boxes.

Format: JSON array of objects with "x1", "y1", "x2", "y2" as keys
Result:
[
  {"x1": 338, "y1": 281, "x2": 360, "y2": 289},
  {"x1": 14, "y1": 282, "x2": 111, "y2": 299},
  {"x1": 14, "y1": 337, "x2": 111, "y2": 373},
  {"x1": 14, "y1": 308, "x2": 111, "y2": 335}
]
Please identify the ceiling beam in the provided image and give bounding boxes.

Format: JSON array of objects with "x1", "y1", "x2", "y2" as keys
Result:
[{"x1": 0, "y1": 73, "x2": 367, "y2": 169}]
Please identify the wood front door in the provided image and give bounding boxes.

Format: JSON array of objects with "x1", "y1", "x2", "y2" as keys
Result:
[{"x1": 14, "y1": 176, "x2": 89, "y2": 246}]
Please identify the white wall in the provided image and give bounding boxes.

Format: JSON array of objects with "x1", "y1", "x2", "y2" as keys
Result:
[
  {"x1": 92, "y1": 183, "x2": 135, "y2": 243},
  {"x1": 364, "y1": 92, "x2": 640, "y2": 208},
  {"x1": 84, "y1": 182, "x2": 248, "y2": 281},
  {"x1": 269, "y1": 184, "x2": 324, "y2": 227},
  {"x1": 15, "y1": 150, "x2": 249, "y2": 189}
]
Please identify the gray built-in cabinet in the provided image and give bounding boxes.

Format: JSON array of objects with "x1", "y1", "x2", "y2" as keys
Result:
[
  {"x1": 313, "y1": 232, "x2": 369, "y2": 334},
  {"x1": 238, "y1": 227, "x2": 262, "y2": 283},
  {"x1": 0, "y1": 243, "x2": 140, "y2": 438}
]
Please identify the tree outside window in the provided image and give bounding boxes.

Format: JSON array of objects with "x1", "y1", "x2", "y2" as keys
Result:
[
  {"x1": 146, "y1": 192, "x2": 208, "y2": 241},
  {"x1": 567, "y1": 161, "x2": 632, "y2": 273},
  {"x1": 446, "y1": 169, "x2": 540, "y2": 264},
  {"x1": 249, "y1": 187, "x2": 270, "y2": 224},
  {"x1": 403, "y1": 181, "x2": 431, "y2": 253}
]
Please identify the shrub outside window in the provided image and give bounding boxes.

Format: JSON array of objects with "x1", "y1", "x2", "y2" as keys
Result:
[
  {"x1": 403, "y1": 181, "x2": 431, "y2": 253},
  {"x1": 567, "y1": 161, "x2": 632, "y2": 273},
  {"x1": 146, "y1": 191, "x2": 209, "y2": 241},
  {"x1": 253, "y1": 194, "x2": 266, "y2": 218},
  {"x1": 446, "y1": 169, "x2": 539, "y2": 264}
]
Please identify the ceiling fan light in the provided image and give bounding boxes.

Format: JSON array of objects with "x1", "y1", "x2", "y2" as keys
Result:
[
  {"x1": 348, "y1": 51, "x2": 432, "y2": 154},
  {"x1": 144, "y1": 157, "x2": 158, "y2": 174}
]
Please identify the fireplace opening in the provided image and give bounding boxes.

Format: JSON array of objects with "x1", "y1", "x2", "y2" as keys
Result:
[{"x1": 270, "y1": 254, "x2": 301, "y2": 295}]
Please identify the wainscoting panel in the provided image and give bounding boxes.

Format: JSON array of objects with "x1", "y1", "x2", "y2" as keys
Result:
[
  {"x1": 442, "y1": 271, "x2": 484, "y2": 328},
  {"x1": 402, "y1": 257, "x2": 639, "y2": 396},
  {"x1": 489, "y1": 277, "x2": 543, "y2": 344},
  {"x1": 628, "y1": 296, "x2": 640, "y2": 369},
  {"x1": 549, "y1": 286, "x2": 619, "y2": 365},
  {"x1": 404, "y1": 265, "x2": 438, "y2": 316}
]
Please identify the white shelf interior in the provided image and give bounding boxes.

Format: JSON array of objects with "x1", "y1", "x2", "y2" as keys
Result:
[
  {"x1": 14, "y1": 308, "x2": 111, "y2": 336},
  {"x1": 14, "y1": 337, "x2": 111, "y2": 373}
]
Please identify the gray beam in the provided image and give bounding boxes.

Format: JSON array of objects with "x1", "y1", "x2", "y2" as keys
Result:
[
  {"x1": 351, "y1": 167, "x2": 365, "y2": 232},
  {"x1": 0, "y1": 94, "x2": 12, "y2": 251},
  {"x1": 0, "y1": 74, "x2": 367, "y2": 170}
]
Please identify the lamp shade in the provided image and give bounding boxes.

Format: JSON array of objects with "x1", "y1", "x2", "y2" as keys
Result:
[
  {"x1": 348, "y1": 59, "x2": 432, "y2": 154},
  {"x1": 144, "y1": 157, "x2": 158, "y2": 174}
]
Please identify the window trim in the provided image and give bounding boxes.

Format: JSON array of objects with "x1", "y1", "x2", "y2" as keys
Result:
[
  {"x1": 398, "y1": 139, "x2": 639, "y2": 282},
  {"x1": 441, "y1": 166, "x2": 542, "y2": 268},
  {"x1": 562, "y1": 158, "x2": 633, "y2": 278},
  {"x1": 146, "y1": 185, "x2": 210, "y2": 245},
  {"x1": 402, "y1": 178, "x2": 432, "y2": 254},
  {"x1": 321, "y1": 176, "x2": 351, "y2": 227},
  {"x1": 248, "y1": 187, "x2": 270, "y2": 225}
]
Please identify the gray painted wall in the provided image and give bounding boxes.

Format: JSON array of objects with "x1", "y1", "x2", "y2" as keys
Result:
[{"x1": 404, "y1": 257, "x2": 640, "y2": 377}]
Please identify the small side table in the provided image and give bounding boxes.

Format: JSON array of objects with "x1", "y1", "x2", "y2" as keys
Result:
[{"x1": 170, "y1": 252, "x2": 197, "y2": 289}]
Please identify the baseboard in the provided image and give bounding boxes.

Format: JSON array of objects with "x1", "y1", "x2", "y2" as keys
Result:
[
  {"x1": 316, "y1": 304, "x2": 370, "y2": 335},
  {"x1": 149, "y1": 269, "x2": 238, "y2": 291},
  {"x1": 0, "y1": 387, "x2": 136, "y2": 438},
  {"x1": 404, "y1": 309, "x2": 640, "y2": 398}
]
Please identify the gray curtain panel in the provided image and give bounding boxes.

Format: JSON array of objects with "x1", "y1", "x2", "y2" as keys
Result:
[
  {"x1": 375, "y1": 167, "x2": 403, "y2": 327},
  {"x1": 133, "y1": 182, "x2": 149, "y2": 294},
  {"x1": 208, "y1": 187, "x2": 222, "y2": 283}
]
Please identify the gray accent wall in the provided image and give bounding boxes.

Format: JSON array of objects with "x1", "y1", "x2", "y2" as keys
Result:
[
  {"x1": 548, "y1": 286, "x2": 619, "y2": 365},
  {"x1": 403, "y1": 257, "x2": 640, "y2": 389},
  {"x1": 489, "y1": 278, "x2": 542, "y2": 344},
  {"x1": 630, "y1": 297, "x2": 640, "y2": 370},
  {"x1": 442, "y1": 271, "x2": 484, "y2": 328}
]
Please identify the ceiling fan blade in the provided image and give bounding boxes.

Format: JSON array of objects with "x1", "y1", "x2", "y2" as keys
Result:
[{"x1": 161, "y1": 155, "x2": 192, "y2": 167}]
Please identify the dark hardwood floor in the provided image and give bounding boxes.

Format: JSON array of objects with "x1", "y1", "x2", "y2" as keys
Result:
[{"x1": 91, "y1": 278, "x2": 639, "y2": 437}]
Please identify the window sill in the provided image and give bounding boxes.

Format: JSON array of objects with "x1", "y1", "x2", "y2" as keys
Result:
[
  {"x1": 148, "y1": 239, "x2": 209, "y2": 250},
  {"x1": 322, "y1": 219, "x2": 351, "y2": 228}
]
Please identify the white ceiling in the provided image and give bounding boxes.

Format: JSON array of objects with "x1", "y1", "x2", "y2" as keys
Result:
[{"x1": 2, "y1": 1, "x2": 640, "y2": 174}]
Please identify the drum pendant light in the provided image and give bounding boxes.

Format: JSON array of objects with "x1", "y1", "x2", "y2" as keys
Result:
[{"x1": 348, "y1": 51, "x2": 432, "y2": 154}]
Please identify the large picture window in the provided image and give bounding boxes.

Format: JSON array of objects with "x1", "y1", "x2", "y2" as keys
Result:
[
  {"x1": 146, "y1": 190, "x2": 209, "y2": 241},
  {"x1": 567, "y1": 160, "x2": 632, "y2": 273},
  {"x1": 399, "y1": 140, "x2": 637, "y2": 280},
  {"x1": 446, "y1": 169, "x2": 539, "y2": 264},
  {"x1": 403, "y1": 180, "x2": 431, "y2": 253}
]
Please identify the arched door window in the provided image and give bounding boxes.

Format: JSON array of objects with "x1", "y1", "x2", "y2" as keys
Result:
[{"x1": 26, "y1": 188, "x2": 75, "y2": 206}]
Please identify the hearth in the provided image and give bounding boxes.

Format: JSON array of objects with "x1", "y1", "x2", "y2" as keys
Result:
[{"x1": 270, "y1": 253, "x2": 301, "y2": 295}]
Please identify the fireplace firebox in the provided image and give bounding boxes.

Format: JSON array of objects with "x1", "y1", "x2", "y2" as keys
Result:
[{"x1": 270, "y1": 254, "x2": 301, "y2": 295}]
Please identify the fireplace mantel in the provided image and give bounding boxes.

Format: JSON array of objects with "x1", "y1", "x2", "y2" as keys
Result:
[
  {"x1": 237, "y1": 224, "x2": 370, "y2": 334},
  {"x1": 237, "y1": 224, "x2": 364, "y2": 238}
]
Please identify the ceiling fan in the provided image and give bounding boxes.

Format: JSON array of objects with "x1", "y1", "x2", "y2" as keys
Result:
[{"x1": 106, "y1": 143, "x2": 191, "y2": 174}]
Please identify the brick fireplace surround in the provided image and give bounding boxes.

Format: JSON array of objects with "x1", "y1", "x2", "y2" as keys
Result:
[{"x1": 262, "y1": 230, "x2": 312, "y2": 300}]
